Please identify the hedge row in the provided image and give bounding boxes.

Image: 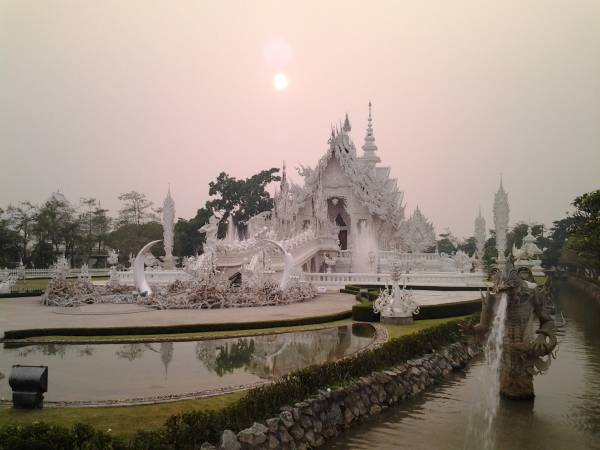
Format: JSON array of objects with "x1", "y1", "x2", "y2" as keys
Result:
[
  {"x1": 3, "y1": 310, "x2": 353, "y2": 340},
  {"x1": 0, "y1": 422, "x2": 121, "y2": 450},
  {"x1": 352, "y1": 302, "x2": 380, "y2": 322},
  {"x1": 0, "y1": 289, "x2": 44, "y2": 299},
  {"x1": 0, "y1": 319, "x2": 469, "y2": 450}
]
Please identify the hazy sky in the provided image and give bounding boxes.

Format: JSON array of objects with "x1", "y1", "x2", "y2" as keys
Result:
[{"x1": 1, "y1": 0, "x2": 598, "y2": 237}]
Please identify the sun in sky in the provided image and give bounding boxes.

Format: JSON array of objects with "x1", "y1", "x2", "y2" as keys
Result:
[{"x1": 273, "y1": 72, "x2": 289, "y2": 91}]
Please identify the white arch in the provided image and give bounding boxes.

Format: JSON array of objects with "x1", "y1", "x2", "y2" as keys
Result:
[
  {"x1": 259, "y1": 239, "x2": 294, "y2": 290},
  {"x1": 134, "y1": 240, "x2": 162, "y2": 296}
]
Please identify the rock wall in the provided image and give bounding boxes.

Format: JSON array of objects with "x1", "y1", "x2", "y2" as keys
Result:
[
  {"x1": 204, "y1": 340, "x2": 480, "y2": 450},
  {"x1": 566, "y1": 275, "x2": 600, "y2": 304}
]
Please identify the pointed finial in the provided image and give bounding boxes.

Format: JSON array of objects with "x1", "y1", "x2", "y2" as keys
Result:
[
  {"x1": 343, "y1": 113, "x2": 351, "y2": 132},
  {"x1": 362, "y1": 100, "x2": 380, "y2": 162}
]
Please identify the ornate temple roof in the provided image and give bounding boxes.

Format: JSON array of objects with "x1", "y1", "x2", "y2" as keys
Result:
[{"x1": 286, "y1": 105, "x2": 405, "y2": 225}]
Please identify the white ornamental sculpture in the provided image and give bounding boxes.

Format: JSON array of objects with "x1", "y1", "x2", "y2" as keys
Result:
[
  {"x1": 493, "y1": 179, "x2": 509, "y2": 267},
  {"x1": 399, "y1": 206, "x2": 436, "y2": 253},
  {"x1": 373, "y1": 256, "x2": 419, "y2": 324},
  {"x1": 162, "y1": 186, "x2": 176, "y2": 269},
  {"x1": 474, "y1": 208, "x2": 486, "y2": 268},
  {"x1": 107, "y1": 249, "x2": 119, "y2": 266},
  {"x1": 513, "y1": 226, "x2": 545, "y2": 276},
  {"x1": 199, "y1": 214, "x2": 220, "y2": 253}
]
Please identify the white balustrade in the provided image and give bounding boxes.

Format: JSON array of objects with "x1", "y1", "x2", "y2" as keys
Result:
[{"x1": 300, "y1": 271, "x2": 488, "y2": 288}]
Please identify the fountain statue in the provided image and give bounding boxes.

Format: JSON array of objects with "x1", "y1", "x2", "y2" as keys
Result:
[
  {"x1": 465, "y1": 266, "x2": 557, "y2": 399},
  {"x1": 373, "y1": 256, "x2": 420, "y2": 324}
]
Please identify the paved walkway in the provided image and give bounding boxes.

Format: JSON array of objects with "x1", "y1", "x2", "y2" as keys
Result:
[
  {"x1": 0, "y1": 290, "x2": 480, "y2": 336},
  {"x1": 0, "y1": 293, "x2": 356, "y2": 336}
]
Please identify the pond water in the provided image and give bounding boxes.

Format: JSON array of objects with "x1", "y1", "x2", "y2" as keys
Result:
[
  {"x1": 324, "y1": 284, "x2": 600, "y2": 450},
  {"x1": 0, "y1": 323, "x2": 375, "y2": 403}
]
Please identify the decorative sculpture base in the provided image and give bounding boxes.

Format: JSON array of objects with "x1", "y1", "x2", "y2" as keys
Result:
[{"x1": 381, "y1": 315, "x2": 414, "y2": 325}]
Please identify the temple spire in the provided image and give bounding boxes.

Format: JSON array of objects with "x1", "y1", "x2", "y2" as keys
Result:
[
  {"x1": 361, "y1": 101, "x2": 380, "y2": 163},
  {"x1": 280, "y1": 161, "x2": 288, "y2": 192},
  {"x1": 342, "y1": 113, "x2": 351, "y2": 133}
]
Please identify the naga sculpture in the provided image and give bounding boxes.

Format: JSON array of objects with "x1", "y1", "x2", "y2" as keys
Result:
[{"x1": 465, "y1": 266, "x2": 558, "y2": 399}]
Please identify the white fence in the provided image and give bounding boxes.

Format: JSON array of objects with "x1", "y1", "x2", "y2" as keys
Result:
[
  {"x1": 2, "y1": 268, "x2": 110, "y2": 279},
  {"x1": 113, "y1": 270, "x2": 192, "y2": 286},
  {"x1": 300, "y1": 272, "x2": 488, "y2": 288}
]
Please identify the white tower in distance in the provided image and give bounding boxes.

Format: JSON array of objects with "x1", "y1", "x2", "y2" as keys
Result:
[
  {"x1": 493, "y1": 179, "x2": 509, "y2": 267},
  {"x1": 162, "y1": 185, "x2": 176, "y2": 269}
]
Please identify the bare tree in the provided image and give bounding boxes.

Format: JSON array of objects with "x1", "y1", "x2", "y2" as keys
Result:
[{"x1": 117, "y1": 191, "x2": 157, "y2": 225}]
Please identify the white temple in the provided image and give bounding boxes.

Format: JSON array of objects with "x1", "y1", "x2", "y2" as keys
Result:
[
  {"x1": 114, "y1": 104, "x2": 488, "y2": 289},
  {"x1": 197, "y1": 103, "x2": 486, "y2": 288}
]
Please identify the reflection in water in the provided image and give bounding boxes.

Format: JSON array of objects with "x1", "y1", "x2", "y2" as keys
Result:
[
  {"x1": 0, "y1": 324, "x2": 374, "y2": 402},
  {"x1": 324, "y1": 285, "x2": 600, "y2": 450}
]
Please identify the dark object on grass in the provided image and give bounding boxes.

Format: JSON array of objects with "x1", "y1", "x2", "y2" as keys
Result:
[{"x1": 8, "y1": 365, "x2": 48, "y2": 409}]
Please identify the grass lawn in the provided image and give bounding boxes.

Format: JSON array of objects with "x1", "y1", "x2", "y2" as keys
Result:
[
  {"x1": 0, "y1": 391, "x2": 246, "y2": 440},
  {"x1": 21, "y1": 319, "x2": 354, "y2": 343},
  {"x1": 382, "y1": 315, "x2": 469, "y2": 339},
  {"x1": 14, "y1": 277, "x2": 109, "y2": 292}
]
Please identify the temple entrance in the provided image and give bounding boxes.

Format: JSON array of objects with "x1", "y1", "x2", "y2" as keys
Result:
[
  {"x1": 328, "y1": 197, "x2": 351, "y2": 251},
  {"x1": 335, "y1": 213, "x2": 348, "y2": 250}
]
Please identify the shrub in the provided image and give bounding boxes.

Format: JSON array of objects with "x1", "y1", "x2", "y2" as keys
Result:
[
  {"x1": 0, "y1": 422, "x2": 122, "y2": 450},
  {"x1": 352, "y1": 302, "x2": 380, "y2": 322}
]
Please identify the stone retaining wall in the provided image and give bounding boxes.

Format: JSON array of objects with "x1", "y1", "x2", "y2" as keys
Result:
[
  {"x1": 566, "y1": 275, "x2": 600, "y2": 304},
  {"x1": 203, "y1": 340, "x2": 480, "y2": 450}
]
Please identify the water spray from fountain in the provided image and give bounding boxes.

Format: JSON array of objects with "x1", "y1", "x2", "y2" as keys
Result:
[{"x1": 352, "y1": 221, "x2": 378, "y2": 273}]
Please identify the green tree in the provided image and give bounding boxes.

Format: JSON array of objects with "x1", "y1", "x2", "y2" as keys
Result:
[
  {"x1": 174, "y1": 168, "x2": 280, "y2": 256},
  {"x1": 106, "y1": 222, "x2": 163, "y2": 264},
  {"x1": 457, "y1": 236, "x2": 477, "y2": 256},
  {"x1": 30, "y1": 198, "x2": 79, "y2": 267},
  {"x1": 542, "y1": 217, "x2": 574, "y2": 268},
  {"x1": 6, "y1": 201, "x2": 36, "y2": 263},
  {"x1": 0, "y1": 208, "x2": 20, "y2": 267},
  {"x1": 568, "y1": 189, "x2": 600, "y2": 279},
  {"x1": 436, "y1": 230, "x2": 457, "y2": 255}
]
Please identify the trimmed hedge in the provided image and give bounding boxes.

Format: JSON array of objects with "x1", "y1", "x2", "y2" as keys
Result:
[
  {"x1": 0, "y1": 422, "x2": 122, "y2": 450},
  {"x1": 0, "y1": 319, "x2": 469, "y2": 449},
  {"x1": 3, "y1": 310, "x2": 352, "y2": 340},
  {"x1": 352, "y1": 302, "x2": 380, "y2": 322},
  {"x1": 417, "y1": 299, "x2": 481, "y2": 319},
  {"x1": 0, "y1": 289, "x2": 44, "y2": 299}
]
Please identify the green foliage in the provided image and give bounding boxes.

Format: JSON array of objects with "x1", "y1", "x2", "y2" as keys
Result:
[
  {"x1": 352, "y1": 302, "x2": 380, "y2": 322},
  {"x1": 542, "y1": 217, "x2": 574, "y2": 268},
  {"x1": 105, "y1": 222, "x2": 163, "y2": 263},
  {"x1": 436, "y1": 230, "x2": 457, "y2": 254},
  {"x1": 0, "y1": 207, "x2": 21, "y2": 267},
  {"x1": 457, "y1": 236, "x2": 477, "y2": 256},
  {"x1": 416, "y1": 299, "x2": 481, "y2": 319},
  {"x1": 174, "y1": 168, "x2": 280, "y2": 256},
  {"x1": 0, "y1": 422, "x2": 122, "y2": 450},
  {"x1": 567, "y1": 189, "x2": 600, "y2": 277}
]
